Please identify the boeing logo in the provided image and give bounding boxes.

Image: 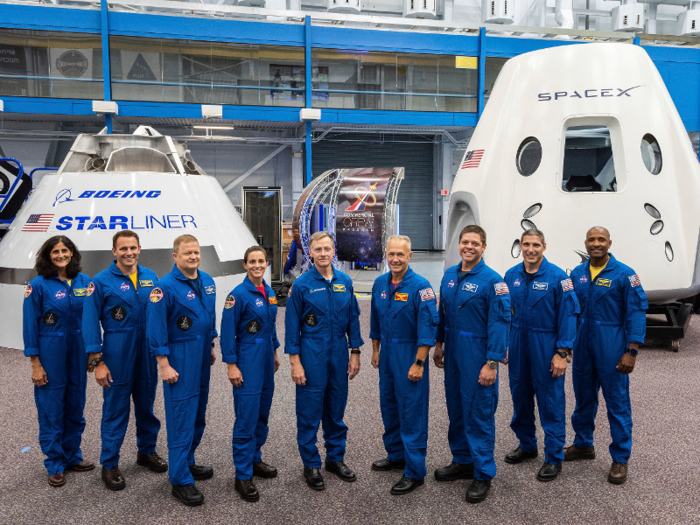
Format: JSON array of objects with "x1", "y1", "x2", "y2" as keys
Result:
[
  {"x1": 53, "y1": 189, "x2": 162, "y2": 206},
  {"x1": 538, "y1": 85, "x2": 641, "y2": 102}
]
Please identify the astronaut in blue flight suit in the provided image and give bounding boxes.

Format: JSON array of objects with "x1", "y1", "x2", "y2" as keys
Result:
[
  {"x1": 503, "y1": 229, "x2": 579, "y2": 482},
  {"x1": 221, "y1": 246, "x2": 281, "y2": 503},
  {"x1": 370, "y1": 235, "x2": 438, "y2": 496},
  {"x1": 23, "y1": 235, "x2": 95, "y2": 487},
  {"x1": 82, "y1": 230, "x2": 167, "y2": 492},
  {"x1": 147, "y1": 234, "x2": 217, "y2": 507},
  {"x1": 285, "y1": 231, "x2": 363, "y2": 491},
  {"x1": 564, "y1": 227, "x2": 647, "y2": 486},
  {"x1": 433, "y1": 225, "x2": 510, "y2": 504}
]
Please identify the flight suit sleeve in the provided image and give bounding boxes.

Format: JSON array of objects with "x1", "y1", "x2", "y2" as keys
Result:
[
  {"x1": 623, "y1": 273, "x2": 648, "y2": 344},
  {"x1": 369, "y1": 281, "x2": 381, "y2": 341},
  {"x1": 210, "y1": 283, "x2": 218, "y2": 342},
  {"x1": 415, "y1": 285, "x2": 438, "y2": 347},
  {"x1": 436, "y1": 276, "x2": 447, "y2": 344},
  {"x1": 555, "y1": 277, "x2": 580, "y2": 350},
  {"x1": 272, "y1": 318, "x2": 281, "y2": 350},
  {"x1": 346, "y1": 285, "x2": 364, "y2": 349},
  {"x1": 220, "y1": 293, "x2": 240, "y2": 364},
  {"x1": 147, "y1": 284, "x2": 170, "y2": 357},
  {"x1": 82, "y1": 280, "x2": 104, "y2": 355},
  {"x1": 486, "y1": 282, "x2": 511, "y2": 361},
  {"x1": 22, "y1": 282, "x2": 42, "y2": 357},
  {"x1": 284, "y1": 284, "x2": 303, "y2": 355}
]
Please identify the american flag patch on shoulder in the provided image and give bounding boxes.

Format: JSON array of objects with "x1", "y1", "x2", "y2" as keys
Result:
[
  {"x1": 628, "y1": 274, "x2": 641, "y2": 288},
  {"x1": 419, "y1": 288, "x2": 435, "y2": 301},
  {"x1": 494, "y1": 283, "x2": 509, "y2": 295},
  {"x1": 561, "y1": 278, "x2": 574, "y2": 292}
]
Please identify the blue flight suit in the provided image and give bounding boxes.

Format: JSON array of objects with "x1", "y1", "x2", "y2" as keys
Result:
[
  {"x1": 147, "y1": 265, "x2": 217, "y2": 486},
  {"x1": 82, "y1": 262, "x2": 161, "y2": 469},
  {"x1": 504, "y1": 257, "x2": 579, "y2": 465},
  {"x1": 23, "y1": 273, "x2": 91, "y2": 475},
  {"x1": 437, "y1": 261, "x2": 510, "y2": 481},
  {"x1": 570, "y1": 254, "x2": 647, "y2": 463},
  {"x1": 284, "y1": 266, "x2": 363, "y2": 468},
  {"x1": 370, "y1": 267, "x2": 438, "y2": 481},
  {"x1": 220, "y1": 276, "x2": 280, "y2": 481}
]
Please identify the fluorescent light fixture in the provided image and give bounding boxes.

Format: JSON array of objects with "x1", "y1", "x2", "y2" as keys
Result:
[{"x1": 193, "y1": 125, "x2": 235, "y2": 130}]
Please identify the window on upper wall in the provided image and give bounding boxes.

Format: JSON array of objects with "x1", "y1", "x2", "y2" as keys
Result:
[
  {"x1": 484, "y1": 57, "x2": 509, "y2": 106},
  {"x1": 0, "y1": 28, "x2": 103, "y2": 99},
  {"x1": 109, "y1": 36, "x2": 305, "y2": 107},
  {"x1": 310, "y1": 48, "x2": 478, "y2": 112},
  {"x1": 562, "y1": 125, "x2": 617, "y2": 192}
]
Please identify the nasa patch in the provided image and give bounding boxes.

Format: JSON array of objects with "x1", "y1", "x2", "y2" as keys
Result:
[
  {"x1": 111, "y1": 306, "x2": 127, "y2": 321},
  {"x1": 579, "y1": 275, "x2": 589, "y2": 284},
  {"x1": 186, "y1": 290, "x2": 196, "y2": 301},
  {"x1": 447, "y1": 280, "x2": 456, "y2": 288},
  {"x1": 43, "y1": 312, "x2": 58, "y2": 326},
  {"x1": 380, "y1": 291, "x2": 388, "y2": 300},
  {"x1": 513, "y1": 279, "x2": 522, "y2": 288},
  {"x1": 533, "y1": 282, "x2": 548, "y2": 291},
  {"x1": 225, "y1": 294, "x2": 236, "y2": 309},
  {"x1": 304, "y1": 313, "x2": 318, "y2": 326},
  {"x1": 255, "y1": 298, "x2": 264, "y2": 308},
  {"x1": 246, "y1": 320, "x2": 261, "y2": 334},
  {"x1": 55, "y1": 290, "x2": 66, "y2": 300},
  {"x1": 24, "y1": 284, "x2": 32, "y2": 298},
  {"x1": 87, "y1": 282, "x2": 95, "y2": 296},
  {"x1": 120, "y1": 282, "x2": 130, "y2": 292},
  {"x1": 462, "y1": 282, "x2": 478, "y2": 293},
  {"x1": 269, "y1": 296, "x2": 278, "y2": 305},
  {"x1": 149, "y1": 288, "x2": 163, "y2": 303},
  {"x1": 205, "y1": 285, "x2": 216, "y2": 295},
  {"x1": 177, "y1": 316, "x2": 192, "y2": 331}
]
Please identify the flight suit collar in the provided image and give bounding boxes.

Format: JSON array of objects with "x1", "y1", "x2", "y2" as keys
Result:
[
  {"x1": 585, "y1": 253, "x2": 619, "y2": 277},
  {"x1": 171, "y1": 263, "x2": 200, "y2": 282},
  {"x1": 389, "y1": 266, "x2": 415, "y2": 289},
  {"x1": 242, "y1": 275, "x2": 270, "y2": 295},
  {"x1": 309, "y1": 264, "x2": 336, "y2": 283},
  {"x1": 452, "y1": 258, "x2": 486, "y2": 281},
  {"x1": 515, "y1": 256, "x2": 550, "y2": 279}
]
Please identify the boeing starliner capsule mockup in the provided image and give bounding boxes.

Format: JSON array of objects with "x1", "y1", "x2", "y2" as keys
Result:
[
  {"x1": 445, "y1": 43, "x2": 700, "y2": 305},
  {"x1": 0, "y1": 127, "x2": 258, "y2": 350}
]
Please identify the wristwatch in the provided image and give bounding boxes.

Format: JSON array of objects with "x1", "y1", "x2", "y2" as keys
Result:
[
  {"x1": 90, "y1": 356, "x2": 103, "y2": 367},
  {"x1": 487, "y1": 359, "x2": 498, "y2": 369},
  {"x1": 557, "y1": 350, "x2": 568, "y2": 359},
  {"x1": 626, "y1": 347, "x2": 639, "y2": 356},
  {"x1": 351, "y1": 349, "x2": 361, "y2": 355},
  {"x1": 415, "y1": 359, "x2": 424, "y2": 367}
]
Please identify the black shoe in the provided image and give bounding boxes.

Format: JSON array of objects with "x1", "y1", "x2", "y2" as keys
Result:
[
  {"x1": 189, "y1": 464, "x2": 214, "y2": 481},
  {"x1": 303, "y1": 467, "x2": 325, "y2": 491},
  {"x1": 537, "y1": 462, "x2": 562, "y2": 482},
  {"x1": 235, "y1": 478, "x2": 260, "y2": 502},
  {"x1": 466, "y1": 479, "x2": 492, "y2": 503},
  {"x1": 434, "y1": 462, "x2": 475, "y2": 482},
  {"x1": 137, "y1": 452, "x2": 168, "y2": 473},
  {"x1": 101, "y1": 466, "x2": 126, "y2": 491},
  {"x1": 372, "y1": 458, "x2": 406, "y2": 471},
  {"x1": 504, "y1": 447, "x2": 539, "y2": 464},
  {"x1": 252, "y1": 461, "x2": 278, "y2": 479},
  {"x1": 325, "y1": 460, "x2": 356, "y2": 482},
  {"x1": 390, "y1": 476, "x2": 424, "y2": 495},
  {"x1": 171, "y1": 484, "x2": 204, "y2": 507}
]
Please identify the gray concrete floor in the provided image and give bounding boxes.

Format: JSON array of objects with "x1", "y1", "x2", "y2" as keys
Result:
[{"x1": 1, "y1": 301, "x2": 700, "y2": 524}]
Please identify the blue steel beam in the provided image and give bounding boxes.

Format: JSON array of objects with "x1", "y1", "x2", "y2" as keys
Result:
[
  {"x1": 101, "y1": 0, "x2": 112, "y2": 133},
  {"x1": 305, "y1": 15, "x2": 313, "y2": 186}
]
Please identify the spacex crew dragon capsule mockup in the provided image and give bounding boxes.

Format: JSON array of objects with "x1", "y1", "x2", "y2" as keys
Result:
[
  {"x1": 0, "y1": 126, "x2": 258, "y2": 350},
  {"x1": 445, "y1": 43, "x2": 700, "y2": 305}
]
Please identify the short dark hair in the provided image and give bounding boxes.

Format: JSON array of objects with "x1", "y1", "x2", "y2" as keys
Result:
[
  {"x1": 244, "y1": 245, "x2": 267, "y2": 264},
  {"x1": 521, "y1": 228, "x2": 545, "y2": 244},
  {"x1": 459, "y1": 225, "x2": 486, "y2": 245},
  {"x1": 35, "y1": 236, "x2": 82, "y2": 279},
  {"x1": 112, "y1": 230, "x2": 140, "y2": 249}
]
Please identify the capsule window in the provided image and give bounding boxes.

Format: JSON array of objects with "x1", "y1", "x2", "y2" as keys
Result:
[
  {"x1": 640, "y1": 134, "x2": 662, "y2": 175},
  {"x1": 562, "y1": 125, "x2": 616, "y2": 192},
  {"x1": 516, "y1": 137, "x2": 542, "y2": 177}
]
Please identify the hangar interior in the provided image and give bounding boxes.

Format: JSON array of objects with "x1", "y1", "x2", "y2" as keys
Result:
[{"x1": 1, "y1": 0, "x2": 700, "y2": 257}]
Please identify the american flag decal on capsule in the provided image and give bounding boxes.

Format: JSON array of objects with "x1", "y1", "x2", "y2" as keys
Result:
[
  {"x1": 461, "y1": 149, "x2": 485, "y2": 169},
  {"x1": 22, "y1": 214, "x2": 54, "y2": 232}
]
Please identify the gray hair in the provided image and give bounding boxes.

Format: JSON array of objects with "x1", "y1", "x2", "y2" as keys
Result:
[
  {"x1": 521, "y1": 228, "x2": 546, "y2": 244},
  {"x1": 386, "y1": 234, "x2": 412, "y2": 252},
  {"x1": 308, "y1": 231, "x2": 335, "y2": 248}
]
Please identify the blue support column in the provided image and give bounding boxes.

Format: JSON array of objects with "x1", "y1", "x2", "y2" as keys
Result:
[
  {"x1": 305, "y1": 15, "x2": 313, "y2": 185},
  {"x1": 100, "y1": 0, "x2": 112, "y2": 133},
  {"x1": 633, "y1": 36, "x2": 641, "y2": 45},
  {"x1": 477, "y1": 26, "x2": 486, "y2": 120}
]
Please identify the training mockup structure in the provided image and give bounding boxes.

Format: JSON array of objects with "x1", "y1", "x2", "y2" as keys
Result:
[
  {"x1": 0, "y1": 126, "x2": 257, "y2": 350},
  {"x1": 445, "y1": 43, "x2": 700, "y2": 305}
]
